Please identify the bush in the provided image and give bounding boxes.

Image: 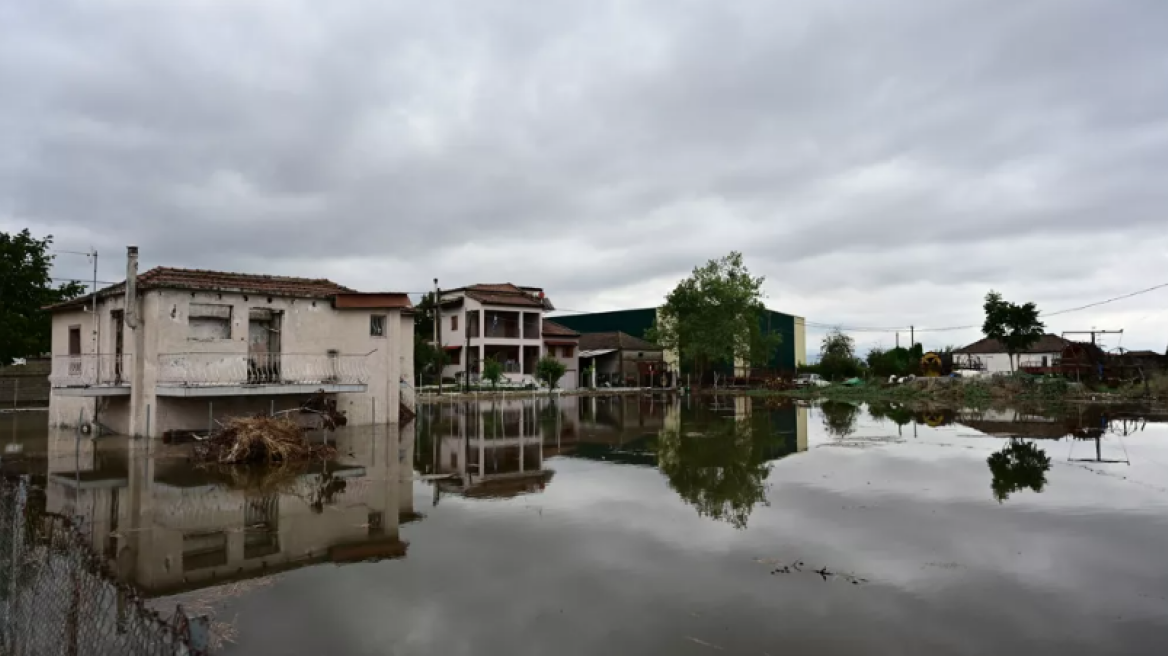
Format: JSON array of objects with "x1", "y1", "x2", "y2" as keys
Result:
[{"x1": 535, "y1": 356, "x2": 568, "y2": 390}]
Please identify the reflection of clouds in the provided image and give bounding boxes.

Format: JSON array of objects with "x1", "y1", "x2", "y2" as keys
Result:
[
  {"x1": 212, "y1": 406, "x2": 1168, "y2": 653},
  {"x1": 225, "y1": 458, "x2": 1168, "y2": 656}
]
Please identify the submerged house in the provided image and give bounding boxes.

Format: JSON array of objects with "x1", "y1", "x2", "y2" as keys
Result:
[{"x1": 46, "y1": 247, "x2": 414, "y2": 437}]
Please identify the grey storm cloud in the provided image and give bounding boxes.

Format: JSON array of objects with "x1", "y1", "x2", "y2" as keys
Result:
[{"x1": 3, "y1": 0, "x2": 1168, "y2": 353}]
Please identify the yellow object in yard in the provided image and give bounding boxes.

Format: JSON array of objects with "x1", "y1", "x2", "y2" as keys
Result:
[{"x1": 921, "y1": 352, "x2": 944, "y2": 377}]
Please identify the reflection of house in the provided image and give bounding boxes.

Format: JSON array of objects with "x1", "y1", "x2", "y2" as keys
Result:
[
  {"x1": 420, "y1": 399, "x2": 558, "y2": 500},
  {"x1": 955, "y1": 408, "x2": 1068, "y2": 439},
  {"x1": 953, "y1": 334, "x2": 1069, "y2": 374},
  {"x1": 44, "y1": 427, "x2": 414, "y2": 597},
  {"x1": 47, "y1": 249, "x2": 414, "y2": 437},
  {"x1": 437, "y1": 283, "x2": 555, "y2": 386},
  {"x1": 578, "y1": 332, "x2": 667, "y2": 387}
]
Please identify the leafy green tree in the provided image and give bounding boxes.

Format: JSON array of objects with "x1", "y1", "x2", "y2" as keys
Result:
[
  {"x1": 987, "y1": 439, "x2": 1052, "y2": 502},
  {"x1": 413, "y1": 291, "x2": 437, "y2": 338},
  {"x1": 819, "y1": 329, "x2": 862, "y2": 380},
  {"x1": 866, "y1": 344, "x2": 923, "y2": 378},
  {"x1": 648, "y1": 252, "x2": 781, "y2": 384},
  {"x1": 535, "y1": 355, "x2": 567, "y2": 389},
  {"x1": 481, "y1": 356, "x2": 504, "y2": 390},
  {"x1": 982, "y1": 291, "x2": 1045, "y2": 372},
  {"x1": 413, "y1": 335, "x2": 448, "y2": 384},
  {"x1": 0, "y1": 230, "x2": 86, "y2": 364}
]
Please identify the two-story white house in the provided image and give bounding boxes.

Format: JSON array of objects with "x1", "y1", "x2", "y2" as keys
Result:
[
  {"x1": 46, "y1": 247, "x2": 414, "y2": 438},
  {"x1": 436, "y1": 283, "x2": 552, "y2": 386}
]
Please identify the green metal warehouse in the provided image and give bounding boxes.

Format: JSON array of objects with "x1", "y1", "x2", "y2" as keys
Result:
[{"x1": 550, "y1": 307, "x2": 806, "y2": 374}]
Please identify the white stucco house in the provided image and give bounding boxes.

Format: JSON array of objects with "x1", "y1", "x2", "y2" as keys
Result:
[
  {"x1": 436, "y1": 283, "x2": 578, "y2": 389},
  {"x1": 953, "y1": 334, "x2": 1070, "y2": 374},
  {"x1": 47, "y1": 247, "x2": 414, "y2": 437}
]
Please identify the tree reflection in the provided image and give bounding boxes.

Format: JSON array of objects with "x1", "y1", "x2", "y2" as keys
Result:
[
  {"x1": 867, "y1": 401, "x2": 913, "y2": 426},
  {"x1": 987, "y1": 439, "x2": 1052, "y2": 503},
  {"x1": 655, "y1": 417, "x2": 773, "y2": 529},
  {"x1": 820, "y1": 401, "x2": 860, "y2": 437}
]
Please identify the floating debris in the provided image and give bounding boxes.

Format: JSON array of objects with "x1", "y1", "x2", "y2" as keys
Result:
[
  {"x1": 192, "y1": 415, "x2": 335, "y2": 465},
  {"x1": 758, "y1": 557, "x2": 869, "y2": 585}
]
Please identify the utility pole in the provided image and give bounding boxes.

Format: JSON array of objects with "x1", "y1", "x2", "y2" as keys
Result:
[
  {"x1": 895, "y1": 332, "x2": 899, "y2": 349},
  {"x1": 434, "y1": 279, "x2": 441, "y2": 396},
  {"x1": 910, "y1": 325, "x2": 914, "y2": 350},
  {"x1": 58, "y1": 249, "x2": 100, "y2": 382},
  {"x1": 464, "y1": 303, "x2": 471, "y2": 393}
]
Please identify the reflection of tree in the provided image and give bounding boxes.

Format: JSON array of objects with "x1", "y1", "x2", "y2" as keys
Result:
[
  {"x1": 867, "y1": 402, "x2": 913, "y2": 426},
  {"x1": 656, "y1": 418, "x2": 772, "y2": 529},
  {"x1": 987, "y1": 439, "x2": 1052, "y2": 502},
  {"x1": 820, "y1": 401, "x2": 860, "y2": 437}
]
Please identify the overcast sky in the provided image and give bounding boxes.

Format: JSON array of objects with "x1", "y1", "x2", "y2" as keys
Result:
[{"x1": 3, "y1": 0, "x2": 1167, "y2": 357}]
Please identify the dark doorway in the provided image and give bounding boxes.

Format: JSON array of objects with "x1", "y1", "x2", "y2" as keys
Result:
[
  {"x1": 111, "y1": 310, "x2": 125, "y2": 384},
  {"x1": 248, "y1": 309, "x2": 282, "y2": 383}
]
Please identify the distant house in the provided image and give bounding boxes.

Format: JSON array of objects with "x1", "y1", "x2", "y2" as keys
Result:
[
  {"x1": 436, "y1": 283, "x2": 560, "y2": 387},
  {"x1": 953, "y1": 334, "x2": 1070, "y2": 374},
  {"x1": 578, "y1": 331, "x2": 667, "y2": 387},
  {"x1": 46, "y1": 248, "x2": 414, "y2": 437}
]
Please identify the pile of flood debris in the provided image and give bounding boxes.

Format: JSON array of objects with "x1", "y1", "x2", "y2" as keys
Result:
[
  {"x1": 193, "y1": 415, "x2": 336, "y2": 465},
  {"x1": 190, "y1": 390, "x2": 348, "y2": 465}
]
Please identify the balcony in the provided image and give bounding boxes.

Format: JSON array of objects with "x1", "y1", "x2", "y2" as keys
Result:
[
  {"x1": 156, "y1": 352, "x2": 372, "y2": 397},
  {"x1": 50, "y1": 354, "x2": 132, "y2": 396}
]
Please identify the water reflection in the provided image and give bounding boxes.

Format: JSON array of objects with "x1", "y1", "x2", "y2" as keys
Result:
[
  {"x1": 415, "y1": 395, "x2": 810, "y2": 527},
  {"x1": 40, "y1": 425, "x2": 415, "y2": 598},
  {"x1": 987, "y1": 439, "x2": 1053, "y2": 503},
  {"x1": 820, "y1": 400, "x2": 861, "y2": 437}
]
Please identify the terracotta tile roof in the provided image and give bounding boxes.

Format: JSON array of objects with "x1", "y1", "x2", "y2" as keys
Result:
[
  {"x1": 542, "y1": 320, "x2": 578, "y2": 338},
  {"x1": 333, "y1": 292, "x2": 413, "y2": 309},
  {"x1": 47, "y1": 266, "x2": 356, "y2": 311},
  {"x1": 461, "y1": 283, "x2": 547, "y2": 308},
  {"x1": 578, "y1": 331, "x2": 662, "y2": 352},
  {"x1": 954, "y1": 334, "x2": 1069, "y2": 355}
]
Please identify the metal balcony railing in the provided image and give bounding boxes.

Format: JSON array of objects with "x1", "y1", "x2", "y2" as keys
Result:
[
  {"x1": 50, "y1": 354, "x2": 132, "y2": 387},
  {"x1": 157, "y1": 352, "x2": 371, "y2": 387}
]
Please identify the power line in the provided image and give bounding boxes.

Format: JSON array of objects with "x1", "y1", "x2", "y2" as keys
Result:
[
  {"x1": 1039, "y1": 282, "x2": 1168, "y2": 318},
  {"x1": 51, "y1": 277, "x2": 119, "y2": 286},
  {"x1": 805, "y1": 281, "x2": 1168, "y2": 334}
]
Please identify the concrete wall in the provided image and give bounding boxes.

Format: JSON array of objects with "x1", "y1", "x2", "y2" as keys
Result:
[
  {"x1": 48, "y1": 309, "x2": 98, "y2": 428},
  {"x1": 545, "y1": 342, "x2": 578, "y2": 390},
  {"x1": 50, "y1": 288, "x2": 408, "y2": 436}
]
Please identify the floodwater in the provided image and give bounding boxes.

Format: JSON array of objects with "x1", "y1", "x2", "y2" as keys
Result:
[{"x1": 3, "y1": 396, "x2": 1168, "y2": 655}]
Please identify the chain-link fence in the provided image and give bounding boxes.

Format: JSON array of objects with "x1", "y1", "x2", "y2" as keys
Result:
[{"x1": 0, "y1": 476, "x2": 209, "y2": 656}]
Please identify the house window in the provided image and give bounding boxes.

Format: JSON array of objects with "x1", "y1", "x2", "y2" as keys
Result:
[
  {"x1": 546, "y1": 346, "x2": 558, "y2": 358},
  {"x1": 68, "y1": 326, "x2": 82, "y2": 355},
  {"x1": 370, "y1": 315, "x2": 386, "y2": 337},
  {"x1": 562, "y1": 345, "x2": 574, "y2": 358},
  {"x1": 451, "y1": 315, "x2": 458, "y2": 332},
  {"x1": 188, "y1": 304, "x2": 232, "y2": 340}
]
